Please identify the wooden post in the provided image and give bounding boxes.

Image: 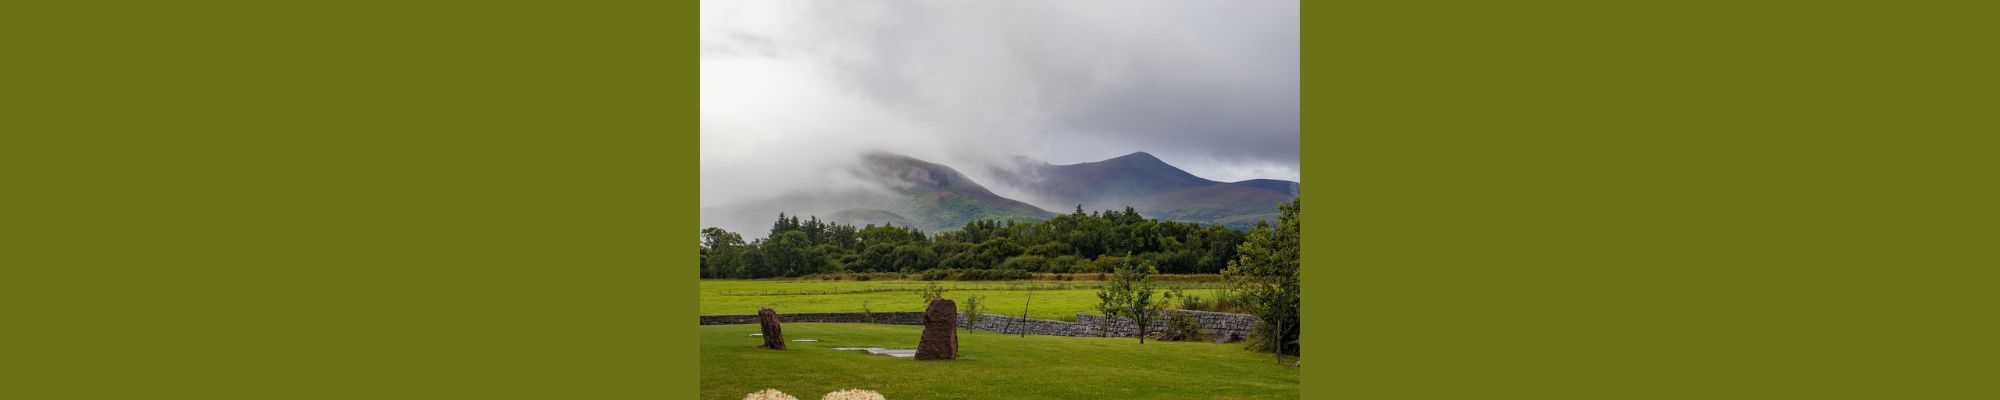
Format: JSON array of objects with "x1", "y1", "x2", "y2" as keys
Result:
[
  {"x1": 1276, "y1": 313, "x2": 1286, "y2": 365},
  {"x1": 1019, "y1": 293, "x2": 1032, "y2": 338}
]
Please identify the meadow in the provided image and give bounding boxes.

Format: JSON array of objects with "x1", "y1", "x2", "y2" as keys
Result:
[
  {"x1": 700, "y1": 323, "x2": 1299, "y2": 400},
  {"x1": 700, "y1": 279, "x2": 1226, "y2": 321}
]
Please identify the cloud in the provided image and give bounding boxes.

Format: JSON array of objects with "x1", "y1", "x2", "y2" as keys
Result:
[{"x1": 702, "y1": 0, "x2": 1299, "y2": 233}]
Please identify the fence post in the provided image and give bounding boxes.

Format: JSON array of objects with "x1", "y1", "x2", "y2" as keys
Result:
[{"x1": 1019, "y1": 293, "x2": 1032, "y2": 338}]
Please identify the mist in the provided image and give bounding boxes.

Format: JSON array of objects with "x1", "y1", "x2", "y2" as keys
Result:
[{"x1": 702, "y1": 0, "x2": 1299, "y2": 237}]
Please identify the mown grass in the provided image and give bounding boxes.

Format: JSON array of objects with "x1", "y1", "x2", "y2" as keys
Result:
[
  {"x1": 701, "y1": 280, "x2": 1224, "y2": 321},
  {"x1": 700, "y1": 323, "x2": 1298, "y2": 400}
]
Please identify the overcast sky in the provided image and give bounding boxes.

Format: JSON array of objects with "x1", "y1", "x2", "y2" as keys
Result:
[{"x1": 701, "y1": 0, "x2": 1299, "y2": 208}]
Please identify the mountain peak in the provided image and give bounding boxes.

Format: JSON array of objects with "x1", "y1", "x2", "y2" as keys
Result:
[{"x1": 1114, "y1": 151, "x2": 1160, "y2": 161}]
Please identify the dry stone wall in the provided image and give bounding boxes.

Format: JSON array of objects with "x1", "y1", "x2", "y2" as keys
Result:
[
  {"x1": 1074, "y1": 309, "x2": 1261, "y2": 338},
  {"x1": 957, "y1": 313, "x2": 1093, "y2": 336},
  {"x1": 699, "y1": 312, "x2": 924, "y2": 326},
  {"x1": 700, "y1": 309, "x2": 1260, "y2": 339}
]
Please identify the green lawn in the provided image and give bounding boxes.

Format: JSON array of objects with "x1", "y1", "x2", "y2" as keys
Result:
[
  {"x1": 701, "y1": 323, "x2": 1298, "y2": 400},
  {"x1": 701, "y1": 279, "x2": 1223, "y2": 321}
]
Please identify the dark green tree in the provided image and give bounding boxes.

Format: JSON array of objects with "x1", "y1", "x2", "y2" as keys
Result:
[{"x1": 1224, "y1": 197, "x2": 1301, "y2": 357}]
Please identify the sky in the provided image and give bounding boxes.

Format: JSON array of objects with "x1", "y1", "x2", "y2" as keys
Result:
[{"x1": 701, "y1": 0, "x2": 1299, "y2": 215}]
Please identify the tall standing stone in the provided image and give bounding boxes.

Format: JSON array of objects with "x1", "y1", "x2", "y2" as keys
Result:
[
  {"x1": 758, "y1": 307, "x2": 785, "y2": 350},
  {"x1": 915, "y1": 298, "x2": 957, "y2": 360}
]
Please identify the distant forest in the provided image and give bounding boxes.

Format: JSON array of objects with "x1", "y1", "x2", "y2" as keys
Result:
[{"x1": 700, "y1": 199, "x2": 1300, "y2": 279}]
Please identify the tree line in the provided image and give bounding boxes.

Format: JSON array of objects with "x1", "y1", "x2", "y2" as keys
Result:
[{"x1": 699, "y1": 205, "x2": 1255, "y2": 279}]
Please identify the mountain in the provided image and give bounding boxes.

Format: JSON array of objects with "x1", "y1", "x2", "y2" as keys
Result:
[
  {"x1": 829, "y1": 152, "x2": 1055, "y2": 231},
  {"x1": 1230, "y1": 179, "x2": 1302, "y2": 196},
  {"x1": 994, "y1": 152, "x2": 1218, "y2": 205},
  {"x1": 702, "y1": 151, "x2": 1294, "y2": 236},
  {"x1": 987, "y1": 151, "x2": 1298, "y2": 230}
]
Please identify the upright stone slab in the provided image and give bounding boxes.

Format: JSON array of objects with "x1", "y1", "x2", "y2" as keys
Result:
[
  {"x1": 757, "y1": 307, "x2": 785, "y2": 350},
  {"x1": 915, "y1": 298, "x2": 957, "y2": 360}
]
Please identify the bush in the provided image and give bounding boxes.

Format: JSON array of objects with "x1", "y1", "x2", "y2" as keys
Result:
[
  {"x1": 1210, "y1": 289, "x2": 1250, "y2": 313},
  {"x1": 914, "y1": 281, "x2": 948, "y2": 301},
  {"x1": 1178, "y1": 293, "x2": 1215, "y2": 311},
  {"x1": 1085, "y1": 255, "x2": 1125, "y2": 273},
  {"x1": 803, "y1": 271, "x2": 908, "y2": 281},
  {"x1": 920, "y1": 268, "x2": 952, "y2": 281},
  {"x1": 958, "y1": 268, "x2": 1031, "y2": 281},
  {"x1": 999, "y1": 255, "x2": 1049, "y2": 272},
  {"x1": 1156, "y1": 311, "x2": 1210, "y2": 342},
  {"x1": 1244, "y1": 325, "x2": 1299, "y2": 356},
  {"x1": 1049, "y1": 255, "x2": 1084, "y2": 273},
  {"x1": 917, "y1": 268, "x2": 1033, "y2": 281}
]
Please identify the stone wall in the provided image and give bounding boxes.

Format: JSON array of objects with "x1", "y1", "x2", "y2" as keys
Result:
[
  {"x1": 955, "y1": 310, "x2": 1259, "y2": 338},
  {"x1": 700, "y1": 309, "x2": 1260, "y2": 339},
  {"x1": 955, "y1": 313, "x2": 1094, "y2": 336},
  {"x1": 1074, "y1": 309, "x2": 1261, "y2": 338},
  {"x1": 699, "y1": 311, "x2": 925, "y2": 326}
]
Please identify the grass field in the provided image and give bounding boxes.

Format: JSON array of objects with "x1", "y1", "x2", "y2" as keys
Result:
[
  {"x1": 700, "y1": 323, "x2": 1298, "y2": 400},
  {"x1": 701, "y1": 279, "x2": 1226, "y2": 321}
]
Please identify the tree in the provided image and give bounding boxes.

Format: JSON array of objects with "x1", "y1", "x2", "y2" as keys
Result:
[
  {"x1": 1095, "y1": 256, "x2": 1164, "y2": 343},
  {"x1": 1116, "y1": 261, "x2": 1164, "y2": 344},
  {"x1": 700, "y1": 227, "x2": 746, "y2": 278},
  {"x1": 760, "y1": 230, "x2": 819, "y2": 277},
  {"x1": 1224, "y1": 197, "x2": 1301, "y2": 357},
  {"x1": 1093, "y1": 267, "x2": 1130, "y2": 337},
  {"x1": 960, "y1": 294, "x2": 987, "y2": 332}
]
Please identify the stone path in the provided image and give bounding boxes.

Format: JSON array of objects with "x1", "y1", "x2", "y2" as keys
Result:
[{"x1": 831, "y1": 347, "x2": 917, "y2": 358}]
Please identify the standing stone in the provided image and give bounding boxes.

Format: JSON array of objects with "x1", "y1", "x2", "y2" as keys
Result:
[
  {"x1": 758, "y1": 307, "x2": 785, "y2": 350},
  {"x1": 915, "y1": 298, "x2": 957, "y2": 360}
]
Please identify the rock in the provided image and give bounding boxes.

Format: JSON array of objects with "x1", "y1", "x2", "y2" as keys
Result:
[
  {"x1": 743, "y1": 388, "x2": 798, "y2": 400},
  {"x1": 758, "y1": 308, "x2": 785, "y2": 350},
  {"x1": 819, "y1": 389, "x2": 886, "y2": 400},
  {"x1": 915, "y1": 298, "x2": 957, "y2": 360}
]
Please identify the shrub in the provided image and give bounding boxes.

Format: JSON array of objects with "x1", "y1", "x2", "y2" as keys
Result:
[
  {"x1": 914, "y1": 281, "x2": 948, "y2": 302},
  {"x1": 802, "y1": 271, "x2": 907, "y2": 281},
  {"x1": 1210, "y1": 288, "x2": 1249, "y2": 313},
  {"x1": 920, "y1": 268, "x2": 952, "y2": 281},
  {"x1": 914, "y1": 268, "x2": 1033, "y2": 281},
  {"x1": 1244, "y1": 325, "x2": 1299, "y2": 356},
  {"x1": 1158, "y1": 310, "x2": 1210, "y2": 342},
  {"x1": 1086, "y1": 255, "x2": 1125, "y2": 273},
  {"x1": 999, "y1": 255, "x2": 1048, "y2": 272},
  {"x1": 1178, "y1": 293, "x2": 1215, "y2": 311},
  {"x1": 961, "y1": 294, "x2": 986, "y2": 331},
  {"x1": 1049, "y1": 255, "x2": 1084, "y2": 273}
]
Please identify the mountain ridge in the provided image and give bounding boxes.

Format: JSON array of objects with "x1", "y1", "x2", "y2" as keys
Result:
[
  {"x1": 703, "y1": 151, "x2": 1295, "y2": 237},
  {"x1": 982, "y1": 151, "x2": 1298, "y2": 230}
]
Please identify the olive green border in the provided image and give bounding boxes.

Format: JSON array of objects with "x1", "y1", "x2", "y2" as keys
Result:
[
  {"x1": 8, "y1": 1, "x2": 690, "y2": 398},
  {"x1": 1307, "y1": 1, "x2": 1990, "y2": 399}
]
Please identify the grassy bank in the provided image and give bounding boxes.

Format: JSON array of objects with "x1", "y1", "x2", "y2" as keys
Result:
[{"x1": 700, "y1": 323, "x2": 1298, "y2": 400}]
